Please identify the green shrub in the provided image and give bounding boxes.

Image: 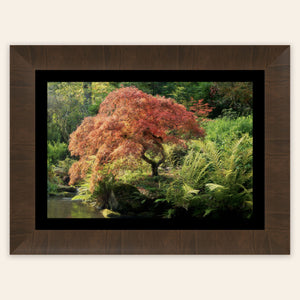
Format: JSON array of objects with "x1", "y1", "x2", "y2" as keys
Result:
[
  {"x1": 163, "y1": 144, "x2": 188, "y2": 168},
  {"x1": 57, "y1": 157, "x2": 75, "y2": 173},
  {"x1": 203, "y1": 115, "x2": 252, "y2": 147},
  {"x1": 112, "y1": 183, "x2": 147, "y2": 213},
  {"x1": 47, "y1": 159, "x2": 61, "y2": 194},
  {"x1": 166, "y1": 179, "x2": 200, "y2": 209},
  {"x1": 92, "y1": 174, "x2": 117, "y2": 207},
  {"x1": 47, "y1": 180, "x2": 58, "y2": 194},
  {"x1": 73, "y1": 173, "x2": 117, "y2": 204},
  {"x1": 47, "y1": 141, "x2": 69, "y2": 164},
  {"x1": 220, "y1": 108, "x2": 239, "y2": 119},
  {"x1": 73, "y1": 174, "x2": 147, "y2": 214},
  {"x1": 169, "y1": 134, "x2": 253, "y2": 218}
]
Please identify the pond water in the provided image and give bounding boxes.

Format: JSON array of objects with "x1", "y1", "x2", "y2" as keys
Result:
[{"x1": 47, "y1": 197, "x2": 104, "y2": 218}]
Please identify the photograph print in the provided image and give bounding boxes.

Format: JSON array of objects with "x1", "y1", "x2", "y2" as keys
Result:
[{"x1": 45, "y1": 78, "x2": 259, "y2": 229}]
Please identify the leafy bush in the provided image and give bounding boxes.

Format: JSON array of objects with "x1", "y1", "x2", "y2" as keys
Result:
[
  {"x1": 93, "y1": 174, "x2": 117, "y2": 207},
  {"x1": 211, "y1": 82, "x2": 253, "y2": 118},
  {"x1": 203, "y1": 115, "x2": 252, "y2": 147},
  {"x1": 73, "y1": 174, "x2": 147, "y2": 214},
  {"x1": 47, "y1": 180, "x2": 58, "y2": 194},
  {"x1": 166, "y1": 180, "x2": 197, "y2": 209},
  {"x1": 57, "y1": 157, "x2": 76, "y2": 173},
  {"x1": 88, "y1": 100, "x2": 102, "y2": 116},
  {"x1": 73, "y1": 173, "x2": 116, "y2": 205},
  {"x1": 167, "y1": 134, "x2": 253, "y2": 219},
  {"x1": 220, "y1": 108, "x2": 239, "y2": 119},
  {"x1": 47, "y1": 141, "x2": 69, "y2": 164},
  {"x1": 163, "y1": 144, "x2": 188, "y2": 168},
  {"x1": 47, "y1": 159, "x2": 61, "y2": 194},
  {"x1": 112, "y1": 183, "x2": 147, "y2": 213},
  {"x1": 122, "y1": 171, "x2": 174, "y2": 200}
]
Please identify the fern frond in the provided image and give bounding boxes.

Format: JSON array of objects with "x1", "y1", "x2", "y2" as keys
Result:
[{"x1": 206, "y1": 183, "x2": 227, "y2": 191}]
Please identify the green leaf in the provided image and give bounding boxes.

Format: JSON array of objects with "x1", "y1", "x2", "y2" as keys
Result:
[
  {"x1": 183, "y1": 183, "x2": 199, "y2": 195},
  {"x1": 205, "y1": 183, "x2": 227, "y2": 191},
  {"x1": 203, "y1": 208, "x2": 215, "y2": 217},
  {"x1": 245, "y1": 201, "x2": 253, "y2": 209},
  {"x1": 154, "y1": 198, "x2": 166, "y2": 203}
]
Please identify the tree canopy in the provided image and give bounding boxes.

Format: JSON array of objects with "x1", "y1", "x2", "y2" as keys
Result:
[{"x1": 68, "y1": 87, "x2": 207, "y2": 190}]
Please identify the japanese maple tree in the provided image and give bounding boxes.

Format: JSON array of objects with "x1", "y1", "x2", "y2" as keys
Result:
[
  {"x1": 68, "y1": 87, "x2": 207, "y2": 190},
  {"x1": 190, "y1": 98, "x2": 214, "y2": 119}
]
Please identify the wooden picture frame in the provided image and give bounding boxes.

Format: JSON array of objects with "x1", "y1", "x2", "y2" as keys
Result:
[{"x1": 10, "y1": 45, "x2": 290, "y2": 254}]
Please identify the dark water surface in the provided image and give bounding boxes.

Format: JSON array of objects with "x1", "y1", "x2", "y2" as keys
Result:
[{"x1": 47, "y1": 197, "x2": 104, "y2": 218}]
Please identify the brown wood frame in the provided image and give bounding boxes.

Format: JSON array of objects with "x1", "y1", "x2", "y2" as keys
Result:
[{"x1": 10, "y1": 46, "x2": 290, "y2": 254}]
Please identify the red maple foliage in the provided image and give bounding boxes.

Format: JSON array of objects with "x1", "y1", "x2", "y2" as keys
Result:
[
  {"x1": 68, "y1": 87, "x2": 207, "y2": 190},
  {"x1": 189, "y1": 98, "x2": 214, "y2": 119}
]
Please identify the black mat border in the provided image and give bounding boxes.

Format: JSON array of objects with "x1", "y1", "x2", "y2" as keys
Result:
[{"x1": 36, "y1": 70, "x2": 264, "y2": 230}]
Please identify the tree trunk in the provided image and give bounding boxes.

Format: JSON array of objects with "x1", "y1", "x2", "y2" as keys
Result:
[
  {"x1": 141, "y1": 149, "x2": 165, "y2": 177},
  {"x1": 151, "y1": 163, "x2": 159, "y2": 176}
]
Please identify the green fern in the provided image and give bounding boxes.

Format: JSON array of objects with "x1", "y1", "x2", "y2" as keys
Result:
[{"x1": 175, "y1": 134, "x2": 253, "y2": 218}]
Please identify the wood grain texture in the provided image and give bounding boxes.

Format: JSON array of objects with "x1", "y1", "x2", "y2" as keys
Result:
[{"x1": 10, "y1": 46, "x2": 290, "y2": 254}]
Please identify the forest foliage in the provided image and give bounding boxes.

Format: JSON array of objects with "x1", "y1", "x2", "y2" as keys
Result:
[{"x1": 47, "y1": 81, "x2": 253, "y2": 220}]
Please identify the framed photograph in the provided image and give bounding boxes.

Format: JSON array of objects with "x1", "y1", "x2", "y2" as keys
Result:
[{"x1": 10, "y1": 46, "x2": 290, "y2": 254}]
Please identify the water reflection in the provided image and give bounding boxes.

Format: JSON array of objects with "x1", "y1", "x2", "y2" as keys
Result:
[{"x1": 47, "y1": 197, "x2": 104, "y2": 218}]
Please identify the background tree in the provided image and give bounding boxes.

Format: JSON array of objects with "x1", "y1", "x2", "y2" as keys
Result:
[
  {"x1": 47, "y1": 82, "x2": 114, "y2": 143},
  {"x1": 113, "y1": 82, "x2": 215, "y2": 109},
  {"x1": 190, "y1": 98, "x2": 214, "y2": 120},
  {"x1": 68, "y1": 87, "x2": 209, "y2": 190},
  {"x1": 209, "y1": 82, "x2": 253, "y2": 117},
  {"x1": 47, "y1": 82, "x2": 87, "y2": 143},
  {"x1": 83, "y1": 82, "x2": 92, "y2": 114},
  {"x1": 47, "y1": 81, "x2": 253, "y2": 146}
]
